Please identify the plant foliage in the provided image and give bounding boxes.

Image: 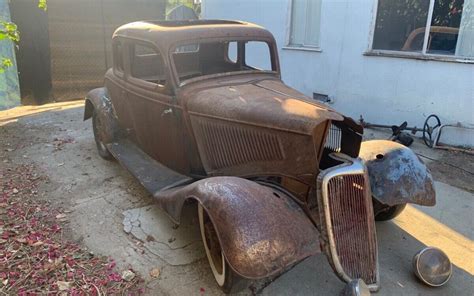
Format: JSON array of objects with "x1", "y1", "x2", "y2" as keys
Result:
[{"x1": 0, "y1": 1, "x2": 47, "y2": 73}]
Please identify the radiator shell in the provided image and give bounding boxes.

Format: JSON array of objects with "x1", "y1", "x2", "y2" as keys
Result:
[{"x1": 317, "y1": 154, "x2": 380, "y2": 291}]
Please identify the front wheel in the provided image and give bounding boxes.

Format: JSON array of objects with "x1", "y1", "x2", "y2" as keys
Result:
[
  {"x1": 198, "y1": 203, "x2": 249, "y2": 294},
  {"x1": 375, "y1": 203, "x2": 407, "y2": 221}
]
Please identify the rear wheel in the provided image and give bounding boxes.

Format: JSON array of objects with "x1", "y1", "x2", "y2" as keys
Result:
[
  {"x1": 92, "y1": 110, "x2": 114, "y2": 160},
  {"x1": 198, "y1": 203, "x2": 249, "y2": 294},
  {"x1": 375, "y1": 203, "x2": 407, "y2": 221}
]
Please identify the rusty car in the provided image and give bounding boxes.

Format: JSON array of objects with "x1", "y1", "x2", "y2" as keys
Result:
[{"x1": 83, "y1": 20, "x2": 436, "y2": 293}]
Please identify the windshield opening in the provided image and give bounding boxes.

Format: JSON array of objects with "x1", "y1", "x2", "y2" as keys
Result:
[{"x1": 172, "y1": 40, "x2": 276, "y2": 83}]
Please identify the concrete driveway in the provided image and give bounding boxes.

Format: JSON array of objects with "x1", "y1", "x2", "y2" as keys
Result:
[{"x1": 1, "y1": 101, "x2": 473, "y2": 295}]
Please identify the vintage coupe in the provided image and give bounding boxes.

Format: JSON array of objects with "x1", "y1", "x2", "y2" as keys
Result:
[{"x1": 84, "y1": 20, "x2": 436, "y2": 293}]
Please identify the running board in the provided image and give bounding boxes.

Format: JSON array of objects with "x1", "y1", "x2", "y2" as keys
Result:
[{"x1": 107, "y1": 140, "x2": 192, "y2": 194}]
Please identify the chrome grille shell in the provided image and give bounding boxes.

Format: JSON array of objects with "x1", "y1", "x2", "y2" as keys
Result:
[
  {"x1": 317, "y1": 154, "x2": 379, "y2": 291},
  {"x1": 324, "y1": 123, "x2": 342, "y2": 152}
]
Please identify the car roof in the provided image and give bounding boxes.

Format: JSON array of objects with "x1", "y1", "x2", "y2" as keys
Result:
[{"x1": 113, "y1": 20, "x2": 275, "y2": 50}]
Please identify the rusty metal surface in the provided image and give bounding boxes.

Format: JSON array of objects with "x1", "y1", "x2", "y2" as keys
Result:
[
  {"x1": 154, "y1": 177, "x2": 320, "y2": 279},
  {"x1": 114, "y1": 20, "x2": 275, "y2": 53},
  {"x1": 191, "y1": 115, "x2": 285, "y2": 170},
  {"x1": 189, "y1": 109, "x2": 322, "y2": 179},
  {"x1": 317, "y1": 155, "x2": 379, "y2": 291},
  {"x1": 84, "y1": 87, "x2": 119, "y2": 144},
  {"x1": 179, "y1": 76, "x2": 340, "y2": 179},
  {"x1": 82, "y1": 21, "x2": 435, "y2": 289},
  {"x1": 183, "y1": 79, "x2": 343, "y2": 136},
  {"x1": 103, "y1": 20, "x2": 347, "y2": 180},
  {"x1": 359, "y1": 140, "x2": 436, "y2": 207},
  {"x1": 107, "y1": 139, "x2": 192, "y2": 193}
]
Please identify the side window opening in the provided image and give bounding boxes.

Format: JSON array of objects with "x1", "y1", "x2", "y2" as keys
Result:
[
  {"x1": 113, "y1": 40, "x2": 124, "y2": 72},
  {"x1": 172, "y1": 43, "x2": 201, "y2": 80},
  {"x1": 172, "y1": 40, "x2": 276, "y2": 83},
  {"x1": 244, "y1": 41, "x2": 272, "y2": 71},
  {"x1": 130, "y1": 43, "x2": 167, "y2": 86},
  {"x1": 227, "y1": 41, "x2": 238, "y2": 63}
]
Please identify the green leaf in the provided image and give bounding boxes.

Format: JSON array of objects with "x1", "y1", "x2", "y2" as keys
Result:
[
  {"x1": 0, "y1": 21, "x2": 20, "y2": 42},
  {"x1": 2, "y1": 58, "x2": 13, "y2": 68},
  {"x1": 38, "y1": 0, "x2": 47, "y2": 11},
  {"x1": 0, "y1": 58, "x2": 13, "y2": 73},
  {"x1": 1, "y1": 1, "x2": 45, "y2": 69}
]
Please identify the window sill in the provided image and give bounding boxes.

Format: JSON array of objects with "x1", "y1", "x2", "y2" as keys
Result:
[
  {"x1": 364, "y1": 50, "x2": 474, "y2": 64},
  {"x1": 282, "y1": 46, "x2": 322, "y2": 53}
]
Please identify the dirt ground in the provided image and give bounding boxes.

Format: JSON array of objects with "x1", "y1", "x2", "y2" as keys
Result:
[{"x1": 1, "y1": 101, "x2": 473, "y2": 295}]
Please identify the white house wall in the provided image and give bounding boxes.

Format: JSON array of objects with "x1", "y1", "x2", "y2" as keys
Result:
[{"x1": 202, "y1": 0, "x2": 474, "y2": 146}]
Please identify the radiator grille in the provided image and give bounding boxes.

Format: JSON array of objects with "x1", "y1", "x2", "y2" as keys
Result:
[
  {"x1": 326, "y1": 173, "x2": 378, "y2": 285},
  {"x1": 324, "y1": 123, "x2": 342, "y2": 152},
  {"x1": 193, "y1": 117, "x2": 284, "y2": 170}
]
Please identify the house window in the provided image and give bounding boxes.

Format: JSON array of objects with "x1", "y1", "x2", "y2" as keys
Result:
[
  {"x1": 288, "y1": 0, "x2": 322, "y2": 48},
  {"x1": 372, "y1": 0, "x2": 474, "y2": 59}
]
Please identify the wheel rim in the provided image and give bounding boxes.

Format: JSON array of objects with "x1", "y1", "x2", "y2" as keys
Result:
[{"x1": 198, "y1": 203, "x2": 226, "y2": 286}]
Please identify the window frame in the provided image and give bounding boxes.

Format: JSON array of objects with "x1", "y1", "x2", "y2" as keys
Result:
[
  {"x1": 168, "y1": 37, "x2": 281, "y2": 87},
  {"x1": 126, "y1": 39, "x2": 170, "y2": 93},
  {"x1": 284, "y1": 0, "x2": 323, "y2": 52},
  {"x1": 112, "y1": 38, "x2": 125, "y2": 78},
  {"x1": 243, "y1": 41, "x2": 275, "y2": 71},
  {"x1": 225, "y1": 41, "x2": 240, "y2": 64},
  {"x1": 367, "y1": 0, "x2": 474, "y2": 63}
]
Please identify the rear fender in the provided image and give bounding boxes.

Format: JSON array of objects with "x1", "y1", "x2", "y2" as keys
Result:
[
  {"x1": 84, "y1": 87, "x2": 108, "y2": 120},
  {"x1": 84, "y1": 87, "x2": 119, "y2": 143},
  {"x1": 154, "y1": 177, "x2": 319, "y2": 279},
  {"x1": 359, "y1": 140, "x2": 436, "y2": 207}
]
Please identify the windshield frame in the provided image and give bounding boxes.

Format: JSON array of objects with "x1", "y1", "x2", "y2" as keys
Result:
[{"x1": 168, "y1": 36, "x2": 280, "y2": 87}]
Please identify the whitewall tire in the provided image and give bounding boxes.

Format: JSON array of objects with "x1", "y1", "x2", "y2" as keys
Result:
[{"x1": 198, "y1": 203, "x2": 249, "y2": 293}]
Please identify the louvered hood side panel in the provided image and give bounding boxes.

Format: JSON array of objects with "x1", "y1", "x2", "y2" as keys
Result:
[{"x1": 189, "y1": 115, "x2": 322, "y2": 178}]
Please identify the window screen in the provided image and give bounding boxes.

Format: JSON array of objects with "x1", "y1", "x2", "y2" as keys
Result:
[{"x1": 289, "y1": 0, "x2": 322, "y2": 47}]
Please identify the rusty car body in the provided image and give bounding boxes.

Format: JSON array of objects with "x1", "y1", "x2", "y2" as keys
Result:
[{"x1": 84, "y1": 20, "x2": 436, "y2": 293}]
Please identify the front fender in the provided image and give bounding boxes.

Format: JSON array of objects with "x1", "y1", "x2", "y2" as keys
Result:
[
  {"x1": 359, "y1": 140, "x2": 436, "y2": 207},
  {"x1": 154, "y1": 177, "x2": 319, "y2": 279}
]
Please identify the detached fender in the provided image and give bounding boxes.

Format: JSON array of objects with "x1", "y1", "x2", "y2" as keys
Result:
[
  {"x1": 154, "y1": 177, "x2": 319, "y2": 279},
  {"x1": 83, "y1": 87, "x2": 119, "y2": 143},
  {"x1": 359, "y1": 140, "x2": 436, "y2": 207}
]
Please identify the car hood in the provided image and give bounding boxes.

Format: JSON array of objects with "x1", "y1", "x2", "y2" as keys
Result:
[{"x1": 181, "y1": 78, "x2": 344, "y2": 135}]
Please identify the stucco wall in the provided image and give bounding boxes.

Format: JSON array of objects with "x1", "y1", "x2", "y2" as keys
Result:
[{"x1": 202, "y1": 0, "x2": 474, "y2": 146}]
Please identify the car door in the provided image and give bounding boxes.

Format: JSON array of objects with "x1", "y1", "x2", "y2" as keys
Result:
[
  {"x1": 105, "y1": 38, "x2": 136, "y2": 141},
  {"x1": 124, "y1": 40, "x2": 187, "y2": 172}
]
